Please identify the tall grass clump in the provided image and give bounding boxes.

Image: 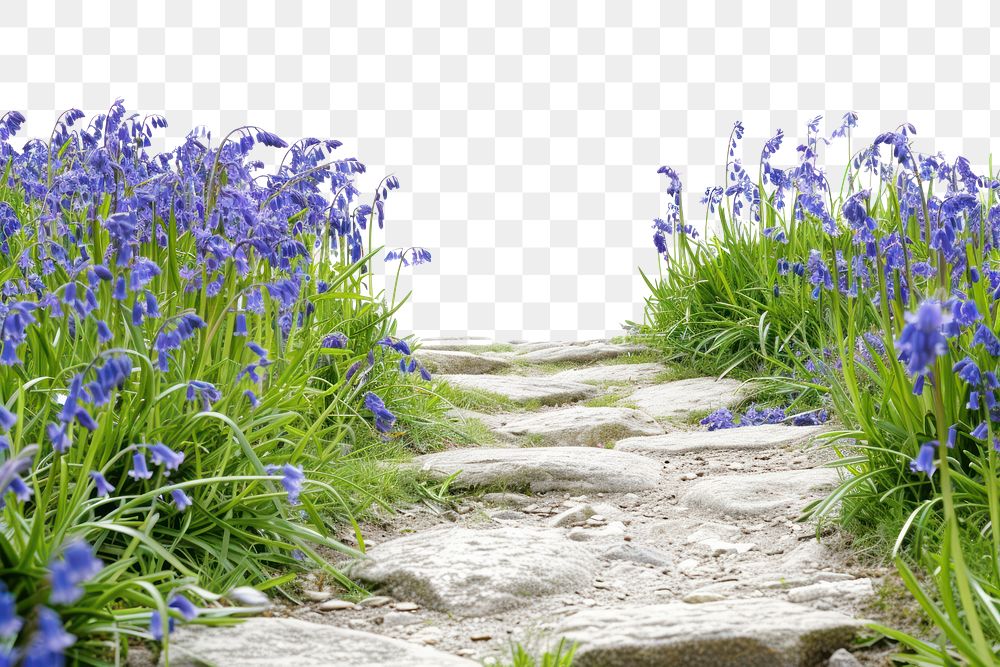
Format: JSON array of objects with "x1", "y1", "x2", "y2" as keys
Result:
[
  {"x1": 641, "y1": 114, "x2": 1000, "y2": 662},
  {"x1": 0, "y1": 101, "x2": 444, "y2": 665}
]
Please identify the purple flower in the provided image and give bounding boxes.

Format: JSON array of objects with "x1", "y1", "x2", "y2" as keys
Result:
[
  {"x1": 128, "y1": 451, "x2": 153, "y2": 480},
  {"x1": 49, "y1": 541, "x2": 103, "y2": 605},
  {"x1": 186, "y1": 381, "x2": 221, "y2": 411},
  {"x1": 244, "y1": 389, "x2": 260, "y2": 408},
  {"x1": 972, "y1": 324, "x2": 1000, "y2": 356},
  {"x1": 89, "y1": 471, "x2": 114, "y2": 497},
  {"x1": 953, "y1": 356, "x2": 982, "y2": 385},
  {"x1": 322, "y1": 332, "x2": 348, "y2": 349},
  {"x1": 0, "y1": 585, "x2": 21, "y2": 636},
  {"x1": 700, "y1": 408, "x2": 737, "y2": 431},
  {"x1": 149, "y1": 609, "x2": 174, "y2": 641},
  {"x1": 791, "y1": 409, "x2": 829, "y2": 426},
  {"x1": 233, "y1": 312, "x2": 247, "y2": 336},
  {"x1": 22, "y1": 607, "x2": 75, "y2": 664},
  {"x1": 364, "y1": 392, "x2": 396, "y2": 433},
  {"x1": 169, "y1": 593, "x2": 198, "y2": 621},
  {"x1": 909, "y1": 441, "x2": 937, "y2": 476},
  {"x1": 267, "y1": 463, "x2": 305, "y2": 505},
  {"x1": 171, "y1": 489, "x2": 193, "y2": 512},
  {"x1": 0, "y1": 405, "x2": 15, "y2": 432},
  {"x1": 149, "y1": 443, "x2": 184, "y2": 474},
  {"x1": 895, "y1": 301, "x2": 948, "y2": 375}
]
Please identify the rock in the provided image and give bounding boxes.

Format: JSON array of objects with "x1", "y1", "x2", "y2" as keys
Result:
[
  {"x1": 481, "y1": 492, "x2": 534, "y2": 506},
  {"x1": 357, "y1": 595, "x2": 394, "y2": 608},
  {"x1": 621, "y1": 378, "x2": 744, "y2": 418},
  {"x1": 394, "y1": 601, "x2": 421, "y2": 611},
  {"x1": 319, "y1": 599, "x2": 357, "y2": 611},
  {"x1": 162, "y1": 617, "x2": 477, "y2": 666},
  {"x1": 549, "y1": 504, "x2": 596, "y2": 527},
  {"x1": 787, "y1": 578, "x2": 874, "y2": 604},
  {"x1": 380, "y1": 611, "x2": 422, "y2": 628},
  {"x1": 682, "y1": 591, "x2": 727, "y2": 603},
  {"x1": 420, "y1": 337, "x2": 497, "y2": 350},
  {"x1": 344, "y1": 526, "x2": 598, "y2": 617},
  {"x1": 827, "y1": 648, "x2": 863, "y2": 667},
  {"x1": 302, "y1": 590, "x2": 331, "y2": 602},
  {"x1": 615, "y1": 424, "x2": 826, "y2": 454},
  {"x1": 518, "y1": 342, "x2": 645, "y2": 363},
  {"x1": 552, "y1": 363, "x2": 667, "y2": 384},
  {"x1": 601, "y1": 543, "x2": 673, "y2": 567},
  {"x1": 568, "y1": 521, "x2": 625, "y2": 542},
  {"x1": 412, "y1": 447, "x2": 662, "y2": 494},
  {"x1": 681, "y1": 468, "x2": 840, "y2": 518},
  {"x1": 555, "y1": 599, "x2": 862, "y2": 667},
  {"x1": 494, "y1": 406, "x2": 664, "y2": 446},
  {"x1": 418, "y1": 349, "x2": 511, "y2": 375},
  {"x1": 694, "y1": 539, "x2": 756, "y2": 556},
  {"x1": 440, "y1": 374, "x2": 598, "y2": 405}
]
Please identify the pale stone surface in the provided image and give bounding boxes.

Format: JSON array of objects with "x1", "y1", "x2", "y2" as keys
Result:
[
  {"x1": 420, "y1": 337, "x2": 498, "y2": 350},
  {"x1": 418, "y1": 349, "x2": 511, "y2": 375},
  {"x1": 552, "y1": 363, "x2": 667, "y2": 384},
  {"x1": 622, "y1": 378, "x2": 744, "y2": 417},
  {"x1": 494, "y1": 406, "x2": 664, "y2": 445},
  {"x1": 615, "y1": 424, "x2": 825, "y2": 454},
  {"x1": 828, "y1": 648, "x2": 864, "y2": 667},
  {"x1": 681, "y1": 468, "x2": 840, "y2": 517},
  {"x1": 518, "y1": 342, "x2": 646, "y2": 363},
  {"x1": 787, "y1": 578, "x2": 874, "y2": 604},
  {"x1": 344, "y1": 526, "x2": 598, "y2": 617},
  {"x1": 162, "y1": 617, "x2": 477, "y2": 667},
  {"x1": 441, "y1": 374, "x2": 598, "y2": 405},
  {"x1": 555, "y1": 599, "x2": 861, "y2": 667},
  {"x1": 411, "y1": 447, "x2": 662, "y2": 493}
]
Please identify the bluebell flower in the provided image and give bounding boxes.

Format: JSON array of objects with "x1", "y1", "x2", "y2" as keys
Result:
[
  {"x1": 186, "y1": 381, "x2": 221, "y2": 411},
  {"x1": 953, "y1": 356, "x2": 982, "y2": 385},
  {"x1": 128, "y1": 451, "x2": 153, "y2": 480},
  {"x1": 247, "y1": 341, "x2": 268, "y2": 358},
  {"x1": 233, "y1": 312, "x2": 247, "y2": 336},
  {"x1": 96, "y1": 319, "x2": 113, "y2": 343},
  {"x1": 22, "y1": 607, "x2": 75, "y2": 665},
  {"x1": 895, "y1": 301, "x2": 948, "y2": 375},
  {"x1": 149, "y1": 609, "x2": 174, "y2": 641},
  {"x1": 267, "y1": 463, "x2": 305, "y2": 505},
  {"x1": 46, "y1": 422, "x2": 71, "y2": 454},
  {"x1": 947, "y1": 425, "x2": 957, "y2": 448},
  {"x1": 419, "y1": 366, "x2": 432, "y2": 381},
  {"x1": 377, "y1": 336, "x2": 411, "y2": 355},
  {"x1": 89, "y1": 471, "x2": 114, "y2": 497},
  {"x1": 700, "y1": 408, "x2": 736, "y2": 431},
  {"x1": 0, "y1": 585, "x2": 21, "y2": 636},
  {"x1": 169, "y1": 593, "x2": 199, "y2": 621},
  {"x1": 49, "y1": 541, "x2": 102, "y2": 604},
  {"x1": 171, "y1": 489, "x2": 193, "y2": 511},
  {"x1": 791, "y1": 409, "x2": 829, "y2": 426},
  {"x1": 364, "y1": 392, "x2": 396, "y2": 433},
  {"x1": 244, "y1": 389, "x2": 260, "y2": 408},
  {"x1": 909, "y1": 441, "x2": 937, "y2": 476},
  {"x1": 345, "y1": 361, "x2": 362, "y2": 380},
  {"x1": 0, "y1": 405, "x2": 15, "y2": 432},
  {"x1": 972, "y1": 421, "x2": 990, "y2": 440},
  {"x1": 972, "y1": 324, "x2": 1000, "y2": 356},
  {"x1": 149, "y1": 443, "x2": 184, "y2": 474},
  {"x1": 322, "y1": 332, "x2": 348, "y2": 349},
  {"x1": 113, "y1": 275, "x2": 126, "y2": 300}
]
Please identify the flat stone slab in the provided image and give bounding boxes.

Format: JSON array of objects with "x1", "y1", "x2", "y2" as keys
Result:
[
  {"x1": 494, "y1": 406, "x2": 665, "y2": 446},
  {"x1": 163, "y1": 617, "x2": 476, "y2": 666},
  {"x1": 411, "y1": 446, "x2": 662, "y2": 493},
  {"x1": 615, "y1": 424, "x2": 825, "y2": 454},
  {"x1": 681, "y1": 468, "x2": 840, "y2": 517},
  {"x1": 555, "y1": 599, "x2": 861, "y2": 667},
  {"x1": 622, "y1": 378, "x2": 743, "y2": 417},
  {"x1": 518, "y1": 341, "x2": 645, "y2": 363},
  {"x1": 417, "y1": 349, "x2": 511, "y2": 375},
  {"x1": 420, "y1": 337, "x2": 498, "y2": 350},
  {"x1": 552, "y1": 362, "x2": 667, "y2": 384},
  {"x1": 344, "y1": 526, "x2": 598, "y2": 617},
  {"x1": 441, "y1": 374, "x2": 598, "y2": 405}
]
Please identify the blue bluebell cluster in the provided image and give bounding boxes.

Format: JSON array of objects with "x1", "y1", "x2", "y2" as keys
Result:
[{"x1": 700, "y1": 404, "x2": 827, "y2": 431}]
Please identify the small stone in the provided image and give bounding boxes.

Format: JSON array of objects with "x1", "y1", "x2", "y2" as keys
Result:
[
  {"x1": 470, "y1": 633, "x2": 492, "y2": 642},
  {"x1": 319, "y1": 599, "x2": 357, "y2": 611},
  {"x1": 787, "y1": 578, "x2": 874, "y2": 604},
  {"x1": 549, "y1": 504, "x2": 596, "y2": 527},
  {"x1": 455, "y1": 648, "x2": 476, "y2": 657},
  {"x1": 394, "y1": 602, "x2": 421, "y2": 611},
  {"x1": 414, "y1": 627, "x2": 445, "y2": 646},
  {"x1": 440, "y1": 374, "x2": 598, "y2": 405},
  {"x1": 679, "y1": 473, "x2": 698, "y2": 481},
  {"x1": 601, "y1": 544, "x2": 672, "y2": 567},
  {"x1": 677, "y1": 558, "x2": 699, "y2": 573},
  {"x1": 357, "y1": 595, "x2": 394, "y2": 608},
  {"x1": 303, "y1": 590, "x2": 332, "y2": 602},
  {"x1": 682, "y1": 591, "x2": 727, "y2": 603},
  {"x1": 827, "y1": 648, "x2": 863, "y2": 667},
  {"x1": 490, "y1": 510, "x2": 526, "y2": 521}
]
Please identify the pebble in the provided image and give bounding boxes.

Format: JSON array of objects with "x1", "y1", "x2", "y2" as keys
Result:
[
  {"x1": 414, "y1": 627, "x2": 444, "y2": 645},
  {"x1": 679, "y1": 473, "x2": 698, "y2": 481},
  {"x1": 682, "y1": 591, "x2": 727, "y2": 603},
  {"x1": 549, "y1": 504, "x2": 596, "y2": 528},
  {"x1": 303, "y1": 590, "x2": 332, "y2": 602},
  {"x1": 470, "y1": 632, "x2": 492, "y2": 641},
  {"x1": 318, "y1": 599, "x2": 357, "y2": 611},
  {"x1": 357, "y1": 595, "x2": 394, "y2": 608},
  {"x1": 394, "y1": 601, "x2": 421, "y2": 611}
]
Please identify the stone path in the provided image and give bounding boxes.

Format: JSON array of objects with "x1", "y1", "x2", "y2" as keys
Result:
[{"x1": 170, "y1": 339, "x2": 881, "y2": 667}]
